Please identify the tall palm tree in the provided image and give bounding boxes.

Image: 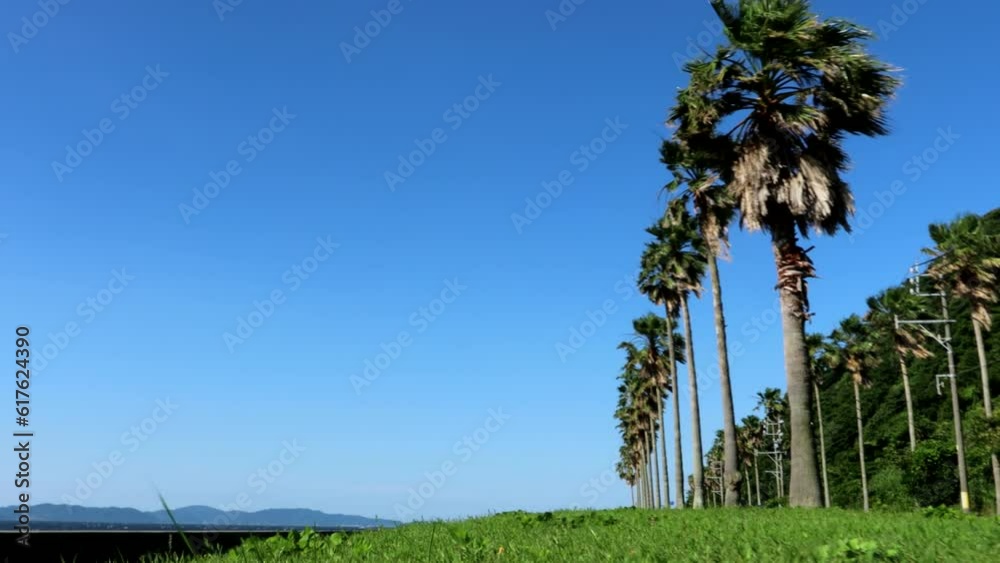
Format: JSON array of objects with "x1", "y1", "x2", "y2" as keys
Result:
[
  {"x1": 736, "y1": 419, "x2": 758, "y2": 505},
  {"x1": 659, "y1": 201, "x2": 710, "y2": 508},
  {"x1": 661, "y1": 136, "x2": 741, "y2": 506},
  {"x1": 639, "y1": 223, "x2": 692, "y2": 508},
  {"x1": 740, "y1": 415, "x2": 764, "y2": 505},
  {"x1": 674, "y1": 0, "x2": 900, "y2": 507},
  {"x1": 632, "y1": 314, "x2": 677, "y2": 510},
  {"x1": 865, "y1": 286, "x2": 934, "y2": 452},
  {"x1": 806, "y1": 333, "x2": 831, "y2": 508},
  {"x1": 925, "y1": 213, "x2": 1000, "y2": 514},
  {"x1": 825, "y1": 315, "x2": 878, "y2": 512}
]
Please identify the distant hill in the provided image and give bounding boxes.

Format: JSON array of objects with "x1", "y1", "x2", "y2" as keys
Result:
[{"x1": 0, "y1": 504, "x2": 398, "y2": 529}]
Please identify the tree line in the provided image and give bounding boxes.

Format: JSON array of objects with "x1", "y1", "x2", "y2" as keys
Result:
[{"x1": 612, "y1": 0, "x2": 999, "y2": 513}]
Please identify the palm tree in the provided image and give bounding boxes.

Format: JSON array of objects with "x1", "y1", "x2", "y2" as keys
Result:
[
  {"x1": 621, "y1": 314, "x2": 679, "y2": 510},
  {"x1": 674, "y1": 0, "x2": 900, "y2": 507},
  {"x1": 825, "y1": 315, "x2": 878, "y2": 512},
  {"x1": 925, "y1": 213, "x2": 1000, "y2": 514},
  {"x1": 659, "y1": 201, "x2": 710, "y2": 508},
  {"x1": 740, "y1": 415, "x2": 764, "y2": 505},
  {"x1": 661, "y1": 135, "x2": 741, "y2": 506},
  {"x1": 806, "y1": 333, "x2": 831, "y2": 508},
  {"x1": 618, "y1": 342, "x2": 662, "y2": 508},
  {"x1": 865, "y1": 286, "x2": 934, "y2": 452},
  {"x1": 635, "y1": 314, "x2": 676, "y2": 510},
  {"x1": 756, "y1": 388, "x2": 788, "y2": 422},
  {"x1": 639, "y1": 223, "x2": 692, "y2": 508},
  {"x1": 615, "y1": 358, "x2": 654, "y2": 508},
  {"x1": 736, "y1": 418, "x2": 759, "y2": 505}
]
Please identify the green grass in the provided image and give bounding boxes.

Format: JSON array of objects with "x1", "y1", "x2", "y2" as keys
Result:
[{"x1": 133, "y1": 507, "x2": 1000, "y2": 562}]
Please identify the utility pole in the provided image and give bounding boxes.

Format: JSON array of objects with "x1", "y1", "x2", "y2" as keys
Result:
[
  {"x1": 708, "y1": 458, "x2": 724, "y2": 506},
  {"x1": 898, "y1": 263, "x2": 970, "y2": 513},
  {"x1": 757, "y1": 418, "x2": 785, "y2": 499}
]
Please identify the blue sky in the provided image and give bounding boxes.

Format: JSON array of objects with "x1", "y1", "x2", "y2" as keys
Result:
[{"x1": 1, "y1": 0, "x2": 997, "y2": 522}]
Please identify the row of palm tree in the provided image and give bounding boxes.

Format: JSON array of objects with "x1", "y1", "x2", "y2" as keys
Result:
[
  {"x1": 618, "y1": 209, "x2": 999, "y2": 511},
  {"x1": 613, "y1": 0, "x2": 997, "y2": 512}
]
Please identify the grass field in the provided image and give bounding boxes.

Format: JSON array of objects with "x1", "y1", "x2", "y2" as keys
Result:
[{"x1": 139, "y1": 507, "x2": 1000, "y2": 562}]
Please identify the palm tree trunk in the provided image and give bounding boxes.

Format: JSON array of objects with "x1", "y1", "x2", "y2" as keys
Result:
[
  {"x1": 770, "y1": 232, "x2": 823, "y2": 508},
  {"x1": 657, "y1": 385, "x2": 671, "y2": 509},
  {"x1": 643, "y1": 458, "x2": 650, "y2": 508},
  {"x1": 648, "y1": 457, "x2": 654, "y2": 509},
  {"x1": 636, "y1": 460, "x2": 642, "y2": 508},
  {"x1": 754, "y1": 459, "x2": 762, "y2": 506},
  {"x1": 897, "y1": 351, "x2": 917, "y2": 452},
  {"x1": 645, "y1": 432, "x2": 655, "y2": 508},
  {"x1": 630, "y1": 482, "x2": 635, "y2": 508},
  {"x1": 679, "y1": 295, "x2": 705, "y2": 509},
  {"x1": 652, "y1": 417, "x2": 662, "y2": 509},
  {"x1": 972, "y1": 319, "x2": 1000, "y2": 516},
  {"x1": 813, "y1": 381, "x2": 831, "y2": 508},
  {"x1": 644, "y1": 458, "x2": 652, "y2": 508},
  {"x1": 639, "y1": 453, "x2": 647, "y2": 508},
  {"x1": 853, "y1": 379, "x2": 869, "y2": 512},
  {"x1": 665, "y1": 307, "x2": 685, "y2": 509},
  {"x1": 745, "y1": 464, "x2": 752, "y2": 505},
  {"x1": 707, "y1": 255, "x2": 740, "y2": 507},
  {"x1": 636, "y1": 463, "x2": 642, "y2": 508}
]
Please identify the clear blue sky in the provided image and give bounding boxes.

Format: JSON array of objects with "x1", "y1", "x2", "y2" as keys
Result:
[{"x1": 1, "y1": 0, "x2": 996, "y2": 522}]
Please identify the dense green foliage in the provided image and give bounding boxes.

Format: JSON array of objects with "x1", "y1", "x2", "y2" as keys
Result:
[
  {"x1": 716, "y1": 210, "x2": 1000, "y2": 513},
  {"x1": 815, "y1": 211, "x2": 1000, "y2": 512},
  {"x1": 137, "y1": 508, "x2": 999, "y2": 562}
]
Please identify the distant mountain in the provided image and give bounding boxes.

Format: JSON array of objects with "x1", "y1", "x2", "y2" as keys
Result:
[{"x1": 0, "y1": 504, "x2": 398, "y2": 529}]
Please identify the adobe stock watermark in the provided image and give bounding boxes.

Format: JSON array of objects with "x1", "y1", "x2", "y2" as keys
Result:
[
  {"x1": 33, "y1": 269, "x2": 136, "y2": 374},
  {"x1": 544, "y1": 0, "x2": 587, "y2": 31},
  {"x1": 849, "y1": 126, "x2": 959, "y2": 243},
  {"x1": 340, "y1": 0, "x2": 415, "y2": 63},
  {"x1": 350, "y1": 278, "x2": 467, "y2": 394},
  {"x1": 7, "y1": 0, "x2": 73, "y2": 54},
  {"x1": 50, "y1": 65, "x2": 169, "y2": 182},
  {"x1": 511, "y1": 117, "x2": 627, "y2": 234},
  {"x1": 393, "y1": 407, "x2": 511, "y2": 520},
  {"x1": 672, "y1": 18, "x2": 724, "y2": 70},
  {"x1": 877, "y1": 0, "x2": 931, "y2": 41},
  {"x1": 555, "y1": 269, "x2": 640, "y2": 362},
  {"x1": 185, "y1": 439, "x2": 306, "y2": 555},
  {"x1": 178, "y1": 107, "x2": 296, "y2": 223},
  {"x1": 213, "y1": 0, "x2": 246, "y2": 22},
  {"x1": 60, "y1": 398, "x2": 179, "y2": 504},
  {"x1": 384, "y1": 75, "x2": 501, "y2": 192},
  {"x1": 223, "y1": 237, "x2": 339, "y2": 353},
  {"x1": 688, "y1": 295, "x2": 783, "y2": 395},
  {"x1": 580, "y1": 460, "x2": 622, "y2": 506}
]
